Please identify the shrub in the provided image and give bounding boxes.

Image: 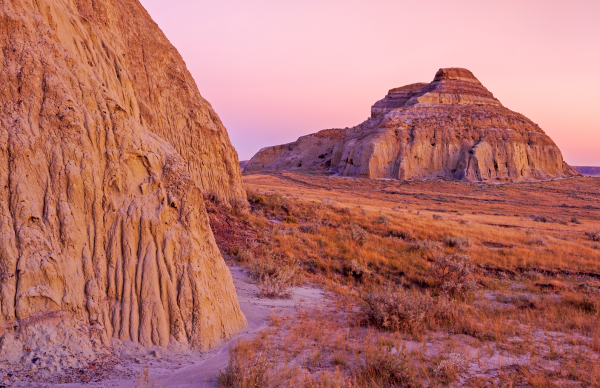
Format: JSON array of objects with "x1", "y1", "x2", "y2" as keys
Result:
[
  {"x1": 352, "y1": 348, "x2": 414, "y2": 387},
  {"x1": 283, "y1": 216, "x2": 297, "y2": 224},
  {"x1": 433, "y1": 214, "x2": 445, "y2": 221},
  {"x1": 388, "y1": 229, "x2": 411, "y2": 240},
  {"x1": 346, "y1": 260, "x2": 371, "y2": 281},
  {"x1": 430, "y1": 254, "x2": 476, "y2": 299},
  {"x1": 249, "y1": 252, "x2": 298, "y2": 298},
  {"x1": 360, "y1": 288, "x2": 463, "y2": 333},
  {"x1": 433, "y1": 353, "x2": 468, "y2": 383},
  {"x1": 444, "y1": 236, "x2": 470, "y2": 249},
  {"x1": 299, "y1": 224, "x2": 320, "y2": 234},
  {"x1": 374, "y1": 215, "x2": 390, "y2": 225},
  {"x1": 534, "y1": 215, "x2": 548, "y2": 223},
  {"x1": 409, "y1": 240, "x2": 441, "y2": 252},
  {"x1": 571, "y1": 217, "x2": 582, "y2": 224},
  {"x1": 217, "y1": 352, "x2": 271, "y2": 387},
  {"x1": 527, "y1": 236, "x2": 547, "y2": 246},
  {"x1": 236, "y1": 247, "x2": 254, "y2": 263},
  {"x1": 230, "y1": 199, "x2": 250, "y2": 215},
  {"x1": 341, "y1": 224, "x2": 369, "y2": 246},
  {"x1": 585, "y1": 231, "x2": 600, "y2": 242},
  {"x1": 247, "y1": 192, "x2": 265, "y2": 205}
]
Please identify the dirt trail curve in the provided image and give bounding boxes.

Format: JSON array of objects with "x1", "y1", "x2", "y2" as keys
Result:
[{"x1": 39, "y1": 267, "x2": 323, "y2": 388}]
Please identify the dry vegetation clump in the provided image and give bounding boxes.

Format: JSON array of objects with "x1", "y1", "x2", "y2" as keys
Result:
[
  {"x1": 410, "y1": 239, "x2": 441, "y2": 252},
  {"x1": 586, "y1": 230, "x2": 600, "y2": 242},
  {"x1": 429, "y1": 254, "x2": 477, "y2": 298},
  {"x1": 217, "y1": 351, "x2": 271, "y2": 387},
  {"x1": 249, "y1": 250, "x2": 298, "y2": 298},
  {"x1": 360, "y1": 289, "x2": 464, "y2": 333},
  {"x1": 444, "y1": 236, "x2": 470, "y2": 250}
]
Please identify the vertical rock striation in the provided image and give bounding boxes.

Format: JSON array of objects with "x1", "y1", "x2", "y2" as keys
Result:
[
  {"x1": 246, "y1": 68, "x2": 579, "y2": 182},
  {"x1": 0, "y1": 0, "x2": 246, "y2": 354}
]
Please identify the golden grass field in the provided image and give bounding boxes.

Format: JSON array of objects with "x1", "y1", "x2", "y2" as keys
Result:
[{"x1": 208, "y1": 172, "x2": 600, "y2": 387}]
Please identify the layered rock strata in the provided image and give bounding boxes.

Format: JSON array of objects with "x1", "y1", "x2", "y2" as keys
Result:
[
  {"x1": 0, "y1": 0, "x2": 246, "y2": 355},
  {"x1": 246, "y1": 68, "x2": 579, "y2": 182}
]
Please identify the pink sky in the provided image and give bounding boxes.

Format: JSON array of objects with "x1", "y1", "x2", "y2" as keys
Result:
[{"x1": 139, "y1": 0, "x2": 600, "y2": 165}]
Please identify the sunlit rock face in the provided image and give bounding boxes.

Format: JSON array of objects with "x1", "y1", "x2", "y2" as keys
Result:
[
  {"x1": 0, "y1": 0, "x2": 247, "y2": 356},
  {"x1": 246, "y1": 68, "x2": 579, "y2": 182}
]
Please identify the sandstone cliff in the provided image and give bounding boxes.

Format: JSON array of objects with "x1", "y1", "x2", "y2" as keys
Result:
[
  {"x1": 246, "y1": 68, "x2": 579, "y2": 182},
  {"x1": 0, "y1": 0, "x2": 247, "y2": 359}
]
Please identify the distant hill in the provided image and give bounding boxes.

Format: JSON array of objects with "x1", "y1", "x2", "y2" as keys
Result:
[
  {"x1": 573, "y1": 166, "x2": 600, "y2": 176},
  {"x1": 240, "y1": 160, "x2": 250, "y2": 171}
]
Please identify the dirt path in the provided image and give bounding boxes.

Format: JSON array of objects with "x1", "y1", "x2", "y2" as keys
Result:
[
  {"x1": 153, "y1": 266, "x2": 323, "y2": 387},
  {"x1": 46, "y1": 266, "x2": 323, "y2": 388}
]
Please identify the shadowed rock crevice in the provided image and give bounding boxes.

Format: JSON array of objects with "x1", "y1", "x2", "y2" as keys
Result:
[{"x1": 245, "y1": 68, "x2": 579, "y2": 182}]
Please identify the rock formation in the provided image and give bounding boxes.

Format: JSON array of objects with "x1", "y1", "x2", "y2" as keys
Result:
[
  {"x1": 573, "y1": 167, "x2": 600, "y2": 177},
  {"x1": 246, "y1": 68, "x2": 579, "y2": 182},
  {"x1": 0, "y1": 0, "x2": 247, "y2": 360}
]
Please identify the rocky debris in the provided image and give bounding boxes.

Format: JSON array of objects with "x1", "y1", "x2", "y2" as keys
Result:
[
  {"x1": 0, "y1": 0, "x2": 247, "y2": 362},
  {"x1": 573, "y1": 166, "x2": 600, "y2": 176},
  {"x1": 246, "y1": 68, "x2": 579, "y2": 182}
]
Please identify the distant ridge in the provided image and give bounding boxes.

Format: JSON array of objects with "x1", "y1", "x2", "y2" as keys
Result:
[
  {"x1": 573, "y1": 167, "x2": 600, "y2": 176},
  {"x1": 240, "y1": 160, "x2": 250, "y2": 170}
]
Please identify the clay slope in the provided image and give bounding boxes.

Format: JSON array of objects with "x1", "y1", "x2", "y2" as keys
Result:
[
  {"x1": 0, "y1": 0, "x2": 246, "y2": 359},
  {"x1": 246, "y1": 68, "x2": 579, "y2": 182}
]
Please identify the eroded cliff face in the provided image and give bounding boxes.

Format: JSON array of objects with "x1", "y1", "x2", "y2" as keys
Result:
[
  {"x1": 246, "y1": 68, "x2": 579, "y2": 182},
  {"x1": 0, "y1": 0, "x2": 246, "y2": 357},
  {"x1": 72, "y1": 0, "x2": 246, "y2": 205}
]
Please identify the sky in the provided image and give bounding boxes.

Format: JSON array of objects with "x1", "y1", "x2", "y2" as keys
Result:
[{"x1": 139, "y1": 0, "x2": 600, "y2": 166}]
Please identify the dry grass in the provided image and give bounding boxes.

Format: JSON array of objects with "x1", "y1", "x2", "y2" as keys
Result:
[{"x1": 206, "y1": 172, "x2": 600, "y2": 387}]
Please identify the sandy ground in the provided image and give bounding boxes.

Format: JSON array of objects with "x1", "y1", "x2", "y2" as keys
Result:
[{"x1": 39, "y1": 266, "x2": 323, "y2": 388}]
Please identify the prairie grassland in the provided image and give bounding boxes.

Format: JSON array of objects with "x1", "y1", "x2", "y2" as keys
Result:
[{"x1": 208, "y1": 173, "x2": 600, "y2": 387}]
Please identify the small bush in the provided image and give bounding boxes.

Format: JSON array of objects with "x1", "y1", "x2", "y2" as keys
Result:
[
  {"x1": 374, "y1": 215, "x2": 390, "y2": 225},
  {"x1": 283, "y1": 216, "x2": 297, "y2": 224},
  {"x1": 247, "y1": 192, "x2": 265, "y2": 205},
  {"x1": 388, "y1": 230, "x2": 411, "y2": 240},
  {"x1": 236, "y1": 247, "x2": 254, "y2": 263},
  {"x1": 410, "y1": 240, "x2": 441, "y2": 252},
  {"x1": 527, "y1": 236, "x2": 547, "y2": 246},
  {"x1": 430, "y1": 254, "x2": 476, "y2": 299},
  {"x1": 444, "y1": 236, "x2": 470, "y2": 249},
  {"x1": 585, "y1": 231, "x2": 600, "y2": 242},
  {"x1": 534, "y1": 216, "x2": 548, "y2": 223},
  {"x1": 299, "y1": 224, "x2": 319, "y2": 234},
  {"x1": 341, "y1": 224, "x2": 369, "y2": 246},
  {"x1": 217, "y1": 352, "x2": 271, "y2": 387},
  {"x1": 352, "y1": 348, "x2": 414, "y2": 387},
  {"x1": 433, "y1": 214, "x2": 444, "y2": 221},
  {"x1": 571, "y1": 217, "x2": 582, "y2": 224},
  {"x1": 433, "y1": 353, "x2": 468, "y2": 383},
  {"x1": 360, "y1": 288, "x2": 463, "y2": 333},
  {"x1": 249, "y1": 252, "x2": 298, "y2": 298},
  {"x1": 345, "y1": 260, "x2": 371, "y2": 281},
  {"x1": 230, "y1": 199, "x2": 250, "y2": 215}
]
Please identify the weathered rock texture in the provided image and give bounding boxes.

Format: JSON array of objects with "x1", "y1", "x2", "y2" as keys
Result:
[
  {"x1": 0, "y1": 0, "x2": 247, "y2": 354},
  {"x1": 246, "y1": 68, "x2": 579, "y2": 182}
]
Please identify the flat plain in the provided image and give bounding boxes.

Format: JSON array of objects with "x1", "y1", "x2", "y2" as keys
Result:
[{"x1": 208, "y1": 172, "x2": 600, "y2": 387}]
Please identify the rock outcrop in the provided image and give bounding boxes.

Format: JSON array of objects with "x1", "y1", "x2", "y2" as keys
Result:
[
  {"x1": 246, "y1": 68, "x2": 579, "y2": 182},
  {"x1": 573, "y1": 167, "x2": 600, "y2": 177},
  {"x1": 0, "y1": 0, "x2": 247, "y2": 359}
]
